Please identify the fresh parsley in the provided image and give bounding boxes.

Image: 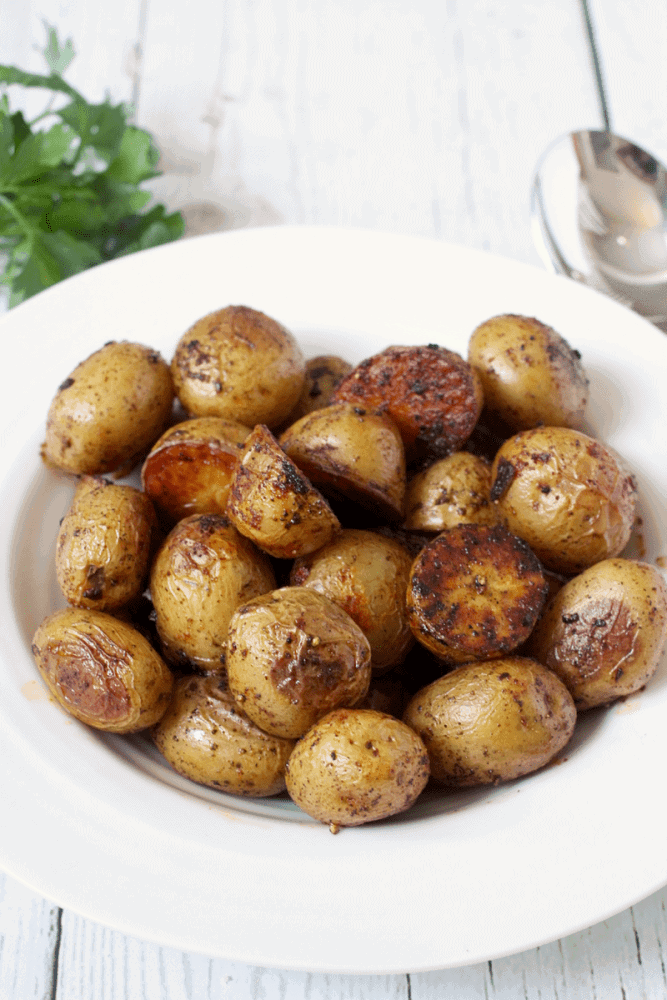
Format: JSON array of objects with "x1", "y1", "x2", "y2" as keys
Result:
[{"x1": 0, "y1": 23, "x2": 184, "y2": 307}]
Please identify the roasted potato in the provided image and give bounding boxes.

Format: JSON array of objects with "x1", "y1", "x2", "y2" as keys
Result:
[
  {"x1": 402, "y1": 657, "x2": 576, "y2": 786},
  {"x1": 407, "y1": 523, "x2": 548, "y2": 664},
  {"x1": 43, "y1": 341, "x2": 174, "y2": 475},
  {"x1": 331, "y1": 344, "x2": 483, "y2": 461},
  {"x1": 141, "y1": 416, "x2": 251, "y2": 524},
  {"x1": 404, "y1": 452, "x2": 499, "y2": 532},
  {"x1": 226, "y1": 587, "x2": 372, "y2": 739},
  {"x1": 468, "y1": 314, "x2": 589, "y2": 431},
  {"x1": 283, "y1": 354, "x2": 353, "y2": 425},
  {"x1": 55, "y1": 476, "x2": 157, "y2": 611},
  {"x1": 153, "y1": 674, "x2": 296, "y2": 796},
  {"x1": 170, "y1": 305, "x2": 305, "y2": 427},
  {"x1": 285, "y1": 708, "x2": 430, "y2": 829},
  {"x1": 490, "y1": 427, "x2": 637, "y2": 575},
  {"x1": 226, "y1": 424, "x2": 340, "y2": 559},
  {"x1": 526, "y1": 558, "x2": 667, "y2": 709},
  {"x1": 280, "y1": 402, "x2": 406, "y2": 522},
  {"x1": 150, "y1": 513, "x2": 276, "y2": 672},
  {"x1": 31, "y1": 608, "x2": 173, "y2": 733},
  {"x1": 291, "y1": 528, "x2": 414, "y2": 673}
]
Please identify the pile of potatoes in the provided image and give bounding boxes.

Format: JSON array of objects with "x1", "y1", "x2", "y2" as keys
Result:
[{"x1": 31, "y1": 306, "x2": 667, "y2": 832}]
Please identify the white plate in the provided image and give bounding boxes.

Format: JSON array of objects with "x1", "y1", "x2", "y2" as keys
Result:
[{"x1": 1, "y1": 225, "x2": 667, "y2": 975}]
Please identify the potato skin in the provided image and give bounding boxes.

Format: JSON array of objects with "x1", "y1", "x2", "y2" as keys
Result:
[
  {"x1": 407, "y1": 523, "x2": 548, "y2": 664},
  {"x1": 141, "y1": 416, "x2": 251, "y2": 524},
  {"x1": 280, "y1": 402, "x2": 406, "y2": 522},
  {"x1": 43, "y1": 341, "x2": 174, "y2": 475},
  {"x1": 468, "y1": 314, "x2": 589, "y2": 431},
  {"x1": 331, "y1": 344, "x2": 483, "y2": 460},
  {"x1": 31, "y1": 608, "x2": 173, "y2": 733},
  {"x1": 56, "y1": 476, "x2": 156, "y2": 611},
  {"x1": 170, "y1": 305, "x2": 305, "y2": 427},
  {"x1": 526, "y1": 558, "x2": 667, "y2": 709},
  {"x1": 283, "y1": 354, "x2": 353, "y2": 424},
  {"x1": 491, "y1": 427, "x2": 637, "y2": 575},
  {"x1": 150, "y1": 513, "x2": 276, "y2": 672},
  {"x1": 285, "y1": 708, "x2": 430, "y2": 828},
  {"x1": 152, "y1": 674, "x2": 296, "y2": 796},
  {"x1": 227, "y1": 587, "x2": 372, "y2": 739},
  {"x1": 291, "y1": 529, "x2": 414, "y2": 674},
  {"x1": 404, "y1": 452, "x2": 499, "y2": 532},
  {"x1": 402, "y1": 657, "x2": 576, "y2": 786}
]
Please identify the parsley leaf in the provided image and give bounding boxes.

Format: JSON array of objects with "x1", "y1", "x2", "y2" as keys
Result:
[{"x1": 0, "y1": 23, "x2": 184, "y2": 305}]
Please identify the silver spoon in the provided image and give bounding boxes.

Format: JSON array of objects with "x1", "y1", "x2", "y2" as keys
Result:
[{"x1": 531, "y1": 129, "x2": 667, "y2": 330}]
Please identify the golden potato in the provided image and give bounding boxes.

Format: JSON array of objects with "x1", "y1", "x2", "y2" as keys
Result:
[
  {"x1": 468, "y1": 314, "x2": 589, "y2": 431},
  {"x1": 31, "y1": 608, "x2": 173, "y2": 733},
  {"x1": 291, "y1": 528, "x2": 414, "y2": 673},
  {"x1": 153, "y1": 674, "x2": 296, "y2": 796},
  {"x1": 43, "y1": 341, "x2": 174, "y2": 475},
  {"x1": 170, "y1": 305, "x2": 305, "y2": 427},
  {"x1": 280, "y1": 402, "x2": 406, "y2": 522},
  {"x1": 226, "y1": 424, "x2": 340, "y2": 559},
  {"x1": 285, "y1": 708, "x2": 430, "y2": 829},
  {"x1": 404, "y1": 452, "x2": 499, "y2": 532},
  {"x1": 226, "y1": 587, "x2": 372, "y2": 739},
  {"x1": 490, "y1": 427, "x2": 637, "y2": 575},
  {"x1": 55, "y1": 476, "x2": 157, "y2": 611},
  {"x1": 526, "y1": 558, "x2": 667, "y2": 709},
  {"x1": 403, "y1": 657, "x2": 576, "y2": 786},
  {"x1": 150, "y1": 513, "x2": 276, "y2": 672},
  {"x1": 407, "y1": 523, "x2": 548, "y2": 664},
  {"x1": 141, "y1": 416, "x2": 251, "y2": 524},
  {"x1": 331, "y1": 344, "x2": 483, "y2": 460},
  {"x1": 282, "y1": 354, "x2": 353, "y2": 425}
]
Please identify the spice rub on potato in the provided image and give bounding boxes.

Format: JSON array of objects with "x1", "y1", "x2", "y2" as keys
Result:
[
  {"x1": 468, "y1": 314, "x2": 589, "y2": 431},
  {"x1": 226, "y1": 424, "x2": 340, "y2": 559},
  {"x1": 150, "y1": 513, "x2": 276, "y2": 673},
  {"x1": 285, "y1": 708, "x2": 430, "y2": 830},
  {"x1": 170, "y1": 305, "x2": 305, "y2": 428},
  {"x1": 402, "y1": 657, "x2": 576, "y2": 786},
  {"x1": 43, "y1": 340, "x2": 174, "y2": 475},
  {"x1": 141, "y1": 416, "x2": 251, "y2": 525},
  {"x1": 56, "y1": 476, "x2": 157, "y2": 611},
  {"x1": 282, "y1": 354, "x2": 353, "y2": 425},
  {"x1": 490, "y1": 426, "x2": 637, "y2": 576},
  {"x1": 407, "y1": 523, "x2": 548, "y2": 665},
  {"x1": 279, "y1": 402, "x2": 407, "y2": 522},
  {"x1": 526, "y1": 558, "x2": 667, "y2": 709},
  {"x1": 331, "y1": 344, "x2": 483, "y2": 461},
  {"x1": 226, "y1": 587, "x2": 372, "y2": 739},
  {"x1": 403, "y1": 452, "x2": 499, "y2": 533},
  {"x1": 153, "y1": 674, "x2": 296, "y2": 797},
  {"x1": 291, "y1": 528, "x2": 415, "y2": 674},
  {"x1": 31, "y1": 608, "x2": 173, "y2": 733}
]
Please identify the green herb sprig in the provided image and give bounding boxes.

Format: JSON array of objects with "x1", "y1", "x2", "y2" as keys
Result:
[{"x1": 0, "y1": 24, "x2": 184, "y2": 307}]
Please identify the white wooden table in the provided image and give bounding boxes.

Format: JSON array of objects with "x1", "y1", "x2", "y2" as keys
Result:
[{"x1": 2, "y1": 1, "x2": 667, "y2": 996}]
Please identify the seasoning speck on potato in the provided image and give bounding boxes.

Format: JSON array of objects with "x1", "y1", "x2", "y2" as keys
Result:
[
  {"x1": 285, "y1": 707, "x2": 430, "y2": 830},
  {"x1": 226, "y1": 587, "x2": 372, "y2": 739},
  {"x1": 31, "y1": 608, "x2": 173, "y2": 733}
]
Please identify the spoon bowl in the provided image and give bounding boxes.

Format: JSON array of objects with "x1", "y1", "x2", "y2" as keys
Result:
[{"x1": 531, "y1": 130, "x2": 667, "y2": 330}]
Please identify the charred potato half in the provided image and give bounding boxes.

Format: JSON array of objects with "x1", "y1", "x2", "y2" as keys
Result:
[
  {"x1": 403, "y1": 657, "x2": 576, "y2": 786},
  {"x1": 291, "y1": 528, "x2": 414, "y2": 673},
  {"x1": 527, "y1": 558, "x2": 667, "y2": 709},
  {"x1": 56, "y1": 476, "x2": 157, "y2": 611},
  {"x1": 285, "y1": 708, "x2": 430, "y2": 829},
  {"x1": 153, "y1": 674, "x2": 296, "y2": 796},
  {"x1": 407, "y1": 523, "x2": 548, "y2": 664},
  {"x1": 31, "y1": 608, "x2": 173, "y2": 733},
  {"x1": 468, "y1": 314, "x2": 589, "y2": 431},
  {"x1": 226, "y1": 587, "x2": 372, "y2": 739},
  {"x1": 491, "y1": 427, "x2": 637, "y2": 575},
  {"x1": 170, "y1": 305, "x2": 305, "y2": 427},
  {"x1": 43, "y1": 340, "x2": 174, "y2": 475},
  {"x1": 150, "y1": 513, "x2": 276, "y2": 672},
  {"x1": 141, "y1": 416, "x2": 251, "y2": 524}
]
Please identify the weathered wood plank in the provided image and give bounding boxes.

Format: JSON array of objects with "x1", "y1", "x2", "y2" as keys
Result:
[{"x1": 0, "y1": 872, "x2": 61, "y2": 1000}]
